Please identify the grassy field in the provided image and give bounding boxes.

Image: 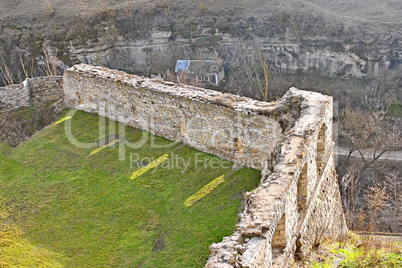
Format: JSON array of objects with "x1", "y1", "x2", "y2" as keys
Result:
[{"x1": 0, "y1": 110, "x2": 261, "y2": 267}]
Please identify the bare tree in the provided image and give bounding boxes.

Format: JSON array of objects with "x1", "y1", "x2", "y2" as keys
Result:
[
  {"x1": 362, "y1": 69, "x2": 400, "y2": 114},
  {"x1": 365, "y1": 184, "x2": 389, "y2": 232},
  {"x1": 339, "y1": 107, "x2": 401, "y2": 232},
  {"x1": 228, "y1": 41, "x2": 280, "y2": 101},
  {"x1": 340, "y1": 107, "x2": 401, "y2": 172},
  {"x1": 381, "y1": 172, "x2": 402, "y2": 233}
]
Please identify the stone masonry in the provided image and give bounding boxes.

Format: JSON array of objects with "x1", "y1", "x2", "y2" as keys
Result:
[
  {"x1": 0, "y1": 82, "x2": 29, "y2": 111},
  {"x1": 62, "y1": 64, "x2": 347, "y2": 267},
  {"x1": 28, "y1": 76, "x2": 64, "y2": 106},
  {"x1": 64, "y1": 64, "x2": 294, "y2": 170},
  {"x1": 0, "y1": 76, "x2": 63, "y2": 112},
  {"x1": 205, "y1": 90, "x2": 347, "y2": 267}
]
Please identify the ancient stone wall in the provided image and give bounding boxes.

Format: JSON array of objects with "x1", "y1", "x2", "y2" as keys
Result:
[
  {"x1": 0, "y1": 82, "x2": 30, "y2": 111},
  {"x1": 62, "y1": 64, "x2": 347, "y2": 267},
  {"x1": 0, "y1": 76, "x2": 63, "y2": 112},
  {"x1": 206, "y1": 90, "x2": 347, "y2": 267},
  {"x1": 27, "y1": 76, "x2": 64, "y2": 105},
  {"x1": 63, "y1": 64, "x2": 290, "y2": 170}
]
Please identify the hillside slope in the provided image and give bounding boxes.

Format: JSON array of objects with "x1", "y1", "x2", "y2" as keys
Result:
[
  {"x1": 0, "y1": 110, "x2": 261, "y2": 267},
  {"x1": 0, "y1": 0, "x2": 401, "y2": 94},
  {"x1": 1, "y1": 0, "x2": 401, "y2": 24}
]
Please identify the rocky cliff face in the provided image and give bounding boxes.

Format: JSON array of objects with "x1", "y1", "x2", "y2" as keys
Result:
[
  {"x1": 52, "y1": 4, "x2": 402, "y2": 79},
  {"x1": 0, "y1": 0, "x2": 401, "y2": 85},
  {"x1": 69, "y1": 34, "x2": 396, "y2": 78}
]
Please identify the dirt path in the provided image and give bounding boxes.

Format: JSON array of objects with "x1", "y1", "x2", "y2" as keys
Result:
[
  {"x1": 358, "y1": 233, "x2": 402, "y2": 243},
  {"x1": 334, "y1": 147, "x2": 402, "y2": 162}
]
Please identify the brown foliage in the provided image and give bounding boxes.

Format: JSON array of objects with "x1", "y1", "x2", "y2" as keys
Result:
[
  {"x1": 0, "y1": 106, "x2": 60, "y2": 147},
  {"x1": 225, "y1": 41, "x2": 280, "y2": 101},
  {"x1": 339, "y1": 107, "x2": 401, "y2": 232},
  {"x1": 340, "y1": 107, "x2": 401, "y2": 170},
  {"x1": 0, "y1": 56, "x2": 14, "y2": 86}
]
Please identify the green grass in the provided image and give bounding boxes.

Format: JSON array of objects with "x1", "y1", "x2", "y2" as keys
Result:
[
  {"x1": 335, "y1": 248, "x2": 401, "y2": 268},
  {"x1": 309, "y1": 232, "x2": 402, "y2": 268},
  {"x1": 0, "y1": 110, "x2": 261, "y2": 267},
  {"x1": 388, "y1": 101, "x2": 402, "y2": 118}
]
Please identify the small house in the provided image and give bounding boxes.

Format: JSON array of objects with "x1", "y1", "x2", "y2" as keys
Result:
[{"x1": 175, "y1": 60, "x2": 225, "y2": 85}]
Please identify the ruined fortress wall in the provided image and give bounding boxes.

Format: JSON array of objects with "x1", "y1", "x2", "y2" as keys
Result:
[
  {"x1": 62, "y1": 64, "x2": 347, "y2": 267},
  {"x1": 0, "y1": 82, "x2": 30, "y2": 111},
  {"x1": 63, "y1": 64, "x2": 285, "y2": 170},
  {"x1": 27, "y1": 76, "x2": 64, "y2": 105},
  {"x1": 206, "y1": 90, "x2": 347, "y2": 267},
  {"x1": 0, "y1": 76, "x2": 63, "y2": 112}
]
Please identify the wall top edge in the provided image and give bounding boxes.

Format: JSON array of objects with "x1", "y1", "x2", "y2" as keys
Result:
[
  {"x1": 65, "y1": 64, "x2": 331, "y2": 117},
  {"x1": 0, "y1": 76, "x2": 63, "y2": 90}
]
